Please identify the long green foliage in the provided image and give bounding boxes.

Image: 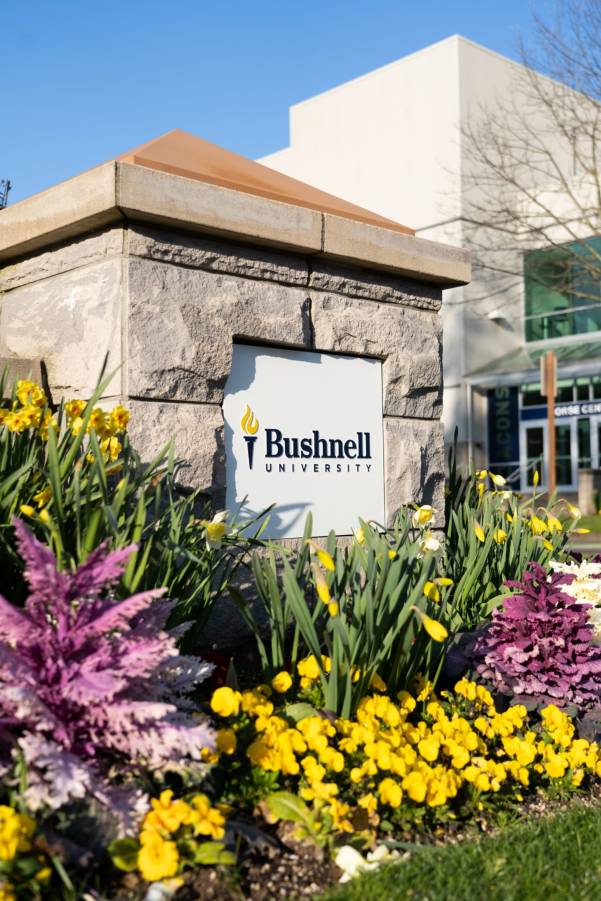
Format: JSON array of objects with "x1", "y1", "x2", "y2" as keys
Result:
[
  {"x1": 444, "y1": 438, "x2": 576, "y2": 629},
  {"x1": 232, "y1": 513, "x2": 454, "y2": 717},
  {"x1": 0, "y1": 370, "x2": 263, "y2": 638}
]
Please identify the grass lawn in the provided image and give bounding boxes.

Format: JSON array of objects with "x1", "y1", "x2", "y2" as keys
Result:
[
  {"x1": 325, "y1": 802, "x2": 601, "y2": 901},
  {"x1": 578, "y1": 514, "x2": 601, "y2": 533}
]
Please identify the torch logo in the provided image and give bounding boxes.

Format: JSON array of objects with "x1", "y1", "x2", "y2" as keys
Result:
[{"x1": 240, "y1": 404, "x2": 260, "y2": 469}]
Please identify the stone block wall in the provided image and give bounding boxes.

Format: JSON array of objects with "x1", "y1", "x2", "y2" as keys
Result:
[{"x1": 0, "y1": 222, "x2": 445, "y2": 530}]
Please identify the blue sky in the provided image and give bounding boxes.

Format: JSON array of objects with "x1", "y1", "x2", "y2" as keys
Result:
[{"x1": 4, "y1": 1, "x2": 541, "y2": 204}]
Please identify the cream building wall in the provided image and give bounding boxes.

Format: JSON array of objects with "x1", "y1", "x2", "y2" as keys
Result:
[{"x1": 259, "y1": 35, "x2": 577, "y2": 458}]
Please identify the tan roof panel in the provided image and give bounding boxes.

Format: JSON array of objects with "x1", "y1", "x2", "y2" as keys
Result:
[{"x1": 117, "y1": 129, "x2": 414, "y2": 236}]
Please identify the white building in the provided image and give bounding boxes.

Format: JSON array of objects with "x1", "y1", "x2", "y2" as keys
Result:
[{"x1": 260, "y1": 35, "x2": 601, "y2": 493}]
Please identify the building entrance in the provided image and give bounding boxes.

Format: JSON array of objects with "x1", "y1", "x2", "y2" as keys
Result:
[{"x1": 520, "y1": 415, "x2": 601, "y2": 491}]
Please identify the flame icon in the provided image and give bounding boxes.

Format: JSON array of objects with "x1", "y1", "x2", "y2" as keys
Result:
[{"x1": 241, "y1": 405, "x2": 259, "y2": 435}]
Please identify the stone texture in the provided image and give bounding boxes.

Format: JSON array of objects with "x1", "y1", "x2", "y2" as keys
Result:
[
  {"x1": 384, "y1": 418, "x2": 445, "y2": 526},
  {"x1": 127, "y1": 400, "x2": 225, "y2": 498},
  {"x1": 322, "y1": 213, "x2": 471, "y2": 286},
  {"x1": 127, "y1": 224, "x2": 309, "y2": 286},
  {"x1": 117, "y1": 162, "x2": 323, "y2": 255},
  {"x1": 309, "y1": 262, "x2": 442, "y2": 311},
  {"x1": 311, "y1": 293, "x2": 442, "y2": 419},
  {"x1": 0, "y1": 358, "x2": 43, "y2": 390},
  {"x1": 127, "y1": 258, "x2": 312, "y2": 402},
  {"x1": 0, "y1": 258, "x2": 122, "y2": 396},
  {"x1": 0, "y1": 228, "x2": 124, "y2": 292},
  {"x1": 0, "y1": 162, "x2": 119, "y2": 261}
]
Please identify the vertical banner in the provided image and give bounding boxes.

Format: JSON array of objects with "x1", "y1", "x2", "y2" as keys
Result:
[{"x1": 487, "y1": 386, "x2": 519, "y2": 476}]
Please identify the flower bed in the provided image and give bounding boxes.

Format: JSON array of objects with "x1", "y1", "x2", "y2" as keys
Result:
[{"x1": 0, "y1": 376, "x2": 598, "y2": 899}]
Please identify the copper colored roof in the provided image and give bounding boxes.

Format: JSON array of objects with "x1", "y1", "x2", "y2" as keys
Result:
[{"x1": 116, "y1": 129, "x2": 414, "y2": 236}]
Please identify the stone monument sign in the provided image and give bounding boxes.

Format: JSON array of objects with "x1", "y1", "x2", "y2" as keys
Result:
[{"x1": 0, "y1": 130, "x2": 470, "y2": 533}]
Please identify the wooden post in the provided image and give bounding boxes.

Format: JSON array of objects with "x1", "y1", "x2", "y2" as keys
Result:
[{"x1": 540, "y1": 351, "x2": 557, "y2": 497}]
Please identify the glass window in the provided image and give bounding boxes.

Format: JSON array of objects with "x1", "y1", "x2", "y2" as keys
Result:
[
  {"x1": 522, "y1": 383, "x2": 546, "y2": 406},
  {"x1": 578, "y1": 418, "x2": 591, "y2": 469},
  {"x1": 592, "y1": 377, "x2": 601, "y2": 399},
  {"x1": 576, "y1": 378, "x2": 591, "y2": 401},
  {"x1": 556, "y1": 379, "x2": 574, "y2": 403},
  {"x1": 556, "y1": 423, "x2": 572, "y2": 485},
  {"x1": 524, "y1": 237, "x2": 601, "y2": 342},
  {"x1": 526, "y1": 426, "x2": 544, "y2": 486}
]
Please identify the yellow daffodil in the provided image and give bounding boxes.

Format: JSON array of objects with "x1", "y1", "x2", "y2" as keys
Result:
[
  {"x1": 546, "y1": 514, "x2": 562, "y2": 533},
  {"x1": 33, "y1": 485, "x2": 52, "y2": 508},
  {"x1": 64, "y1": 398, "x2": 86, "y2": 422},
  {"x1": 420, "y1": 531, "x2": 442, "y2": 555},
  {"x1": 489, "y1": 472, "x2": 506, "y2": 487},
  {"x1": 370, "y1": 674, "x2": 387, "y2": 692},
  {"x1": 412, "y1": 607, "x2": 448, "y2": 642},
  {"x1": 412, "y1": 505, "x2": 435, "y2": 528},
  {"x1": 354, "y1": 527, "x2": 366, "y2": 545},
  {"x1": 109, "y1": 404, "x2": 131, "y2": 434},
  {"x1": 423, "y1": 581, "x2": 441, "y2": 603},
  {"x1": 328, "y1": 601, "x2": 339, "y2": 616},
  {"x1": 493, "y1": 528, "x2": 507, "y2": 545},
  {"x1": 474, "y1": 523, "x2": 485, "y2": 543},
  {"x1": 313, "y1": 565, "x2": 331, "y2": 604},
  {"x1": 528, "y1": 515, "x2": 546, "y2": 535},
  {"x1": 198, "y1": 511, "x2": 230, "y2": 549},
  {"x1": 308, "y1": 541, "x2": 335, "y2": 572},
  {"x1": 19, "y1": 505, "x2": 35, "y2": 517}
]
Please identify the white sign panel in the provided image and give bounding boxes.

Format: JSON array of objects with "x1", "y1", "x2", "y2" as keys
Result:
[{"x1": 223, "y1": 343, "x2": 385, "y2": 538}]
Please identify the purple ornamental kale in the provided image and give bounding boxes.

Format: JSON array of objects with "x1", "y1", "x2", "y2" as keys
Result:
[
  {"x1": 0, "y1": 520, "x2": 214, "y2": 831},
  {"x1": 474, "y1": 562, "x2": 601, "y2": 708}
]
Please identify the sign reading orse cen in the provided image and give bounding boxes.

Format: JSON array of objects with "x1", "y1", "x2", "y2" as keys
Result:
[{"x1": 223, "y1": 343, "x2": 385, "y2": 538}]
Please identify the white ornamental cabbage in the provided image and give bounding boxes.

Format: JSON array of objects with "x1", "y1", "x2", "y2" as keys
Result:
[{"x1": 550, "y1": 560, "x2": 601, "y2": 640}]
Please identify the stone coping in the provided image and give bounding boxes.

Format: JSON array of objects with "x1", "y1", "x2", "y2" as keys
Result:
[{"x1": 0, "y1": 162, "x2": 471, "y2": 286}]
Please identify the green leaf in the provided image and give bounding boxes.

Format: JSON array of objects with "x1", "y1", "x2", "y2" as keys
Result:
[
  {"x1": 266, "y1": 791, "x2": 313, "y2": 828},
  {"x1": 108, "y1": 836, "x2": 140, "y2": 872},
  {"x1": 193, "y1": 841, "x2": 236, "y2": 865},
  {"x1": 285, "y1": 702, "x2": 318, "y2": 722}
]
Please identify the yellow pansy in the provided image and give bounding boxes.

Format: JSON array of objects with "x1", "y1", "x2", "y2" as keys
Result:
[
  {"x1": 378, "y1": 778, "x2": 402, "y2": 808},
  {"x1": 271, "y1": 671, "x2": 293, "y2": 693},
  {"x1": 216, "y1": 729, "x2": 237, "y2": 755},
  {"x1": 137, "y1": 831, "x2": 179, "y2": 882},
  {"x1": 210, "y1": 686, "x2": 241, "y2": 718}
]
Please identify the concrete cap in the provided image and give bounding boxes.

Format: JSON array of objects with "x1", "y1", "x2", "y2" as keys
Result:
[
  {"x1": 0, "y1": 131, "x2": 471, "y2": 286},
  {"x1": 117, "y1": 129, "x2": 414, "y2": 236}
]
